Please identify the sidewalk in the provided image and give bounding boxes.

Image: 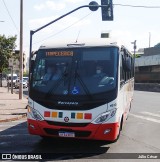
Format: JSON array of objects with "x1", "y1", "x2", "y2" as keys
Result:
[{"x1": 0, "y1": 86, "x2": 28, "y2": 122}]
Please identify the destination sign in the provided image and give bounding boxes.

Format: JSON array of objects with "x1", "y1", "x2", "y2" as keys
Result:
[{"x1": 46, "y1": 51, "x2": 73, "y2": 57}]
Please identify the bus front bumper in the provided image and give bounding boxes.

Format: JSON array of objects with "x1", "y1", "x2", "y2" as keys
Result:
[{"x1": 27, "y1": 119, "x2": 120, "y2": 141}]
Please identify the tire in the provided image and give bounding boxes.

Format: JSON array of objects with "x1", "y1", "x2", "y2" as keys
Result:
[
  {"x1": 40, "y1": 136, "x2": 53, "y2": 141},
  {"x1": 114, "y1": 116, "x2": 123, "y2": 142}
]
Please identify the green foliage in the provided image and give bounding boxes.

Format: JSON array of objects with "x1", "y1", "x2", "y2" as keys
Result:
[
  {"x1": 135, "y1": 54, "x2": 141, "y2": 58},
  {"x1": 154, "y1": 43, "x2": 160, "y2": 48},
  {"x1": 133, "y1": 54, "x2": 141, "y2": 58},
  {"x1": 0, "y1": 35, "x2": 17, "y2": 73},
  {"x1": 23, "y1": 71, "x2": 29, "y2": 77}
]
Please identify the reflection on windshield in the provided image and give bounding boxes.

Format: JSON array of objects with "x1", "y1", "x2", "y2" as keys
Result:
[{"x1": 31, "y1": 47, "x2": 118, "y2": 97}]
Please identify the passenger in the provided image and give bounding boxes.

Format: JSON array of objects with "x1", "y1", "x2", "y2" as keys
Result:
[{"x1": 43, "y1": 64, "x2": 61, "y2": 81}]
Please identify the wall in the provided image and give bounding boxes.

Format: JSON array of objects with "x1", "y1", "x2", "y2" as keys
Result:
[{"x1": 134, "y1": 83, "x2": 160, "y2": 92}]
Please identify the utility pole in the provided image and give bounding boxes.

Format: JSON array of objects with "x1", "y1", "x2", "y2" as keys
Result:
[
  {"x1": 19, "y1": 0, "x2": 23, "y2": 99},
  {"x1": 11, "y1": 66, "x2": 13, "y2": 94},
  {"x1": 149, "y1": 32, "x2": 151, "y2": 48},
  {"x1": 131, "y1": 40, "x2": 137, "y2": 60},
  {"x1": 131, "y1": 40, "x2": 137, "y2": 76}
]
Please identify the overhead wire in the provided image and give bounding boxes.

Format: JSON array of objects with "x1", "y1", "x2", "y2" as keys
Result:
[
  {"x1": 2, "y1": 0, "x2": 19, "y2": 33},
  {"x1": 114, "y1": 4, "x2": 160, "y2": 8},
  {"x1": 32, "y1": 12, "x2": 93, "y2": 45},
  {"x1": 32, "y1": 3, "x2": 160, "y2": 45}
]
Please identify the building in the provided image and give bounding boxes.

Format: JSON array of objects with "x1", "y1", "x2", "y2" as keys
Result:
[
  {"x1": 135, "y1": 47, "x2": 160, "y2": 83},
  {"x1": 8, "y1": 50, "x2": 27, "y2": 75}
]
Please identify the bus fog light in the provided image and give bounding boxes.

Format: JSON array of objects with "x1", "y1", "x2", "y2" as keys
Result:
[
  {"x1": 104, "y1": 129, "x2": 111, "y2": 134},
  {"x1": 29, "y1": 124, "x2": 35, "y2": 129}
]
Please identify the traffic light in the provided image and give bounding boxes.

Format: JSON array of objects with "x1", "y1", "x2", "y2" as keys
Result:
[{"x1": 101, "y1": 0, "x2": 113, "y2": 21}]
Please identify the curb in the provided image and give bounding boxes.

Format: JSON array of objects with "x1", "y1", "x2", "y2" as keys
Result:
[{"x1": 0, "y1": 113, "x2": 27, "y2": 123}]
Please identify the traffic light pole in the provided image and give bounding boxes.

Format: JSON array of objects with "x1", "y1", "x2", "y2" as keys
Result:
[
  {"x1": 11, "y1": 66, "x2": 13, "y2": 94},
  {"x1": 131, "y1": 40, "x2": 137, "y2": 76},
  {"x1": 29, "y1": 5, "x2": 96, "y2": 63},
  {"x1": 29, "y1": 3, "x2": 109, "y2": 70},
  {"x1": 19, "y1": 0, "x2": 23, "y2": 99}
]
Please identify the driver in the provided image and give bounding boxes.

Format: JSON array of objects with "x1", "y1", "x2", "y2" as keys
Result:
[{"x1": 93, "y1": 66, "x2": 107, "y2": 78}]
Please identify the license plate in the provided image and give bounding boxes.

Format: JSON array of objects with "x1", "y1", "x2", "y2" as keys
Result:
[{"x1": 59, "y1": 131, "x2": 75, "y2": 137}]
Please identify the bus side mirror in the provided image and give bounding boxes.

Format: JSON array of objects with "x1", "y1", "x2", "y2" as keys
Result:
[
  {"x1": 30, "y1": 51, "x2": 37, "y2": 71},
  {"x1": 31, "y1": 60, "x2": 35, "y2": 71}
]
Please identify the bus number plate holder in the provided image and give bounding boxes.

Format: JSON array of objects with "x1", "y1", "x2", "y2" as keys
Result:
[{"x1": 59, "y1": 131, "x2": 75, "y2": 137}]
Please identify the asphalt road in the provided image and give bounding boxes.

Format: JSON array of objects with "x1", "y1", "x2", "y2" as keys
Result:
[{"x1": 0, "y1": 90, "x2": 160, "y2": 161}]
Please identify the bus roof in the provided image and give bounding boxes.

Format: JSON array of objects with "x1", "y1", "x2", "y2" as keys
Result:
[{"x1": 39, "y1": 39, "x2": 122, "y2": 50}]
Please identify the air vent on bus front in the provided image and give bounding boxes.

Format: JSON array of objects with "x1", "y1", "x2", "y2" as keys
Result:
[{"x1": 67, "y1": 43, "x2": 85, "y2": 47}]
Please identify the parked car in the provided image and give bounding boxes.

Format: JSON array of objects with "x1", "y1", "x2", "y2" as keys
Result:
[
  {"x1": 15, "y1": 78, "x2": 28, "y2": 88},
  {"x1": 23, "y1": 77, "x2": 29, "y2": 87},
  {"x1": 23, "y1": 77, "x2": 28, "y2": 82},
  {"x1": 7, "y1": 74, "x2": 18, "y2": 87}
]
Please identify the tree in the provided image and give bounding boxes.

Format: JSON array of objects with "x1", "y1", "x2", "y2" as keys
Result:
[
  {"x1": 154, "y1": 43, "x2": 160, "y2": 48},
  {"x1": 0, "y1": 35, "x2": 17, "y2": 87}
]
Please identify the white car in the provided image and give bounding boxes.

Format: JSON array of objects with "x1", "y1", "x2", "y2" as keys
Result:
[
  {"x1": 7, "y1": 74, "x2": 18, "y2": 87},
  {"x1": 15, "y1": 79, "x2": 28, "y2": 88}
]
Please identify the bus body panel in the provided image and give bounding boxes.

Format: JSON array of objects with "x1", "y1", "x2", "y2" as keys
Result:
[
  {"x1": 27, "y1": 119, "x2": 119, "y2": 141},
  {"x1": 27, "y1": 44, "x2": 134, "y2": 141},
  {"x1": 27, "y1": 97, "x2": 124, "y2": 141}
]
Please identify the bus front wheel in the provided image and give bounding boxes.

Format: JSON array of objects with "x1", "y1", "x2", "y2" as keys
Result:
[{"x1": 115, "y1": 116, "x2": 123, "y2": 142}]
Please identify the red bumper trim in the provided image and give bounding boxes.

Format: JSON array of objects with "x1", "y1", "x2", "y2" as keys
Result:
[{"x1": 27, "y1": 119, "x2": 120, "y2": 141}]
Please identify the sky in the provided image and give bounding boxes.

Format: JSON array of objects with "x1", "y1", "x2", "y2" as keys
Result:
[{"x1": 1, "y1": 0, "x2": 160, "y2": 57}]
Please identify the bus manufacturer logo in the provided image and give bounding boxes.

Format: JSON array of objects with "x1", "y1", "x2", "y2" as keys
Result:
[
  {"x1": 58, "y1": 101, "x2": 78, "y2": 105},
  {"x1": 64, "y1": 116, "x2": 69, "y2": 122}
]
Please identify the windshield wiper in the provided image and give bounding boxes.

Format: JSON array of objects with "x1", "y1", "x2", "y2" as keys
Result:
[
  {"x1": 45, "y1": 55, "x2": 75, "y2": 99},
  {"x1": 45, "y1": 67, "x2": 69, "y2": 98},
  {"x1": 45, "y1": 60, "x2": 93, "y2": 100},
  {"x1": 73, "y1": 60, "x2": 93, "y2": 100}
]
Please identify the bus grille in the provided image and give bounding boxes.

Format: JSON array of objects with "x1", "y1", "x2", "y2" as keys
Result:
[
  {"x1": 43, "y1": 128, "x2": 91, "y2": 137},
  {"x1": 45, "y1": 120, "x2": 89, "y2": 127}
]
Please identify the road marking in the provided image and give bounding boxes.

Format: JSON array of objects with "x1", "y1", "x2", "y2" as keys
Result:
[
  {"x1": 0, "y1": 134, "x2": 29, "y2": 137},
  {"x1": 0, "y1": 129, "x2": 5, "y2": 131},
  {"x1": 0, "y1": 128, "x2": 27, "y2": 131},
  {"x1": 0, "y1": 124, "x2": 24, "y2": 127},
  {"x1": 0, "y1": 125, "x2": 18, "y2": 127},
  {"x1": 11, "y1": 120, "x2": 26, "y2": 123},
  {"x1": 141, "y1": 112, "x2": 160, "y2": 118},
  {"x1": 130, "y1": 113, "x2": 160, "y2": 124}
]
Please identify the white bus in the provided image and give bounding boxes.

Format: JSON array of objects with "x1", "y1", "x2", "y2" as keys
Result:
[{"x1": 27, "y1": 42, "x2": 134, "y2": 141}]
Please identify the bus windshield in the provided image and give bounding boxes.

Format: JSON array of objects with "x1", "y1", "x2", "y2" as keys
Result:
[{"x1": 31, "y1": 46, "x2": 118, "y2": 101}]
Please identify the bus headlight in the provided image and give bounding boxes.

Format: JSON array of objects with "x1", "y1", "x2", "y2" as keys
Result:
[
  {"x1": 92, "y1": 109, "x2": 117, "y2": 124},
  {"x1": 27, "y1": 106, "x2": 44, "y2": 121}
]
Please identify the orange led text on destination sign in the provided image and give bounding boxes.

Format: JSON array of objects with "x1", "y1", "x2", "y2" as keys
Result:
[{"x1": 46, "y1": 51, "x2": 73, "y2": 57}]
